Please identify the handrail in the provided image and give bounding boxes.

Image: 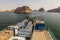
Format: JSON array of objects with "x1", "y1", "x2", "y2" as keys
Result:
[
  {"x1": 44, "y1": 28, "x2": 57, "y2": 40},
  {"x1": 48, "y1": 28, "x2": 57, "y2": 40},
  {"x1": 44, "y1": 30, "x2": 53, "y2": 40}
]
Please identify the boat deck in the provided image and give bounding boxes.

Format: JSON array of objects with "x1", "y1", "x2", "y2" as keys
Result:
[{"x1": 32, "y1": 30, "x2": 53, "y2": 40}]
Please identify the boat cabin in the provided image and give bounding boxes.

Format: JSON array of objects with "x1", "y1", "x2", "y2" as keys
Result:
[{"x1": 33, "y1": 20, "x2": 45, "y2": 30}]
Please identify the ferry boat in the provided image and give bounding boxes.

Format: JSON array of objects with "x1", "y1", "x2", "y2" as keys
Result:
[{"x1": 0, "y1": 17, "x2": 57, "y2": 40}]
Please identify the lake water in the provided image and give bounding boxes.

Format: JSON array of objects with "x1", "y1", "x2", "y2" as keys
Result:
[{"x1": 0, "y1": 12, "x2": 60, "y2": 40}]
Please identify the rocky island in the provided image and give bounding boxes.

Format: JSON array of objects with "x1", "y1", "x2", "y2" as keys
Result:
[
  {"x1": 14, "y1": 6, "x2": 32, "y2": 13},
  {"x1": 47, "y1": 7, "x2": 60, "y2": 12},
  {"x1": 38, "y1": 8, "x2": 45, "y2": 12}
]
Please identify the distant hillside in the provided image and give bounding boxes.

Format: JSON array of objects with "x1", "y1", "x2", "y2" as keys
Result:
[
  {"x1": 0, "y1": 9, "x2": 15, "y2": 12},
  {"x1": 47, "y1": 7, "x2": 60, "y2": 12},
  {"x1": 14, "y1": 6, "x2": 32, "y2": 13},
  {"x1": 38, "y1": 8, "x2": 45, "y2": 12}
]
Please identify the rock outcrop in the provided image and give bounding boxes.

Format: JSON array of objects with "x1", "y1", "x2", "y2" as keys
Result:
[
  {"x1": 14, "y1": 6, "x2": 32, "y2": 13},
  {"x1": 39, "y1": 8, "x2": 45, "y2": 12},
  {"x1": 47, "y1": 7, "x2": 60, "y2": 12}
]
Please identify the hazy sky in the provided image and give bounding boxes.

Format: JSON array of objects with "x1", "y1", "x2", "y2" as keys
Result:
[{"x1": 0, "y1": 0, "x2": 60, "y2": 11}]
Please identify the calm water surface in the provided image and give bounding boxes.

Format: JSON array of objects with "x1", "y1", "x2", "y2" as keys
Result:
[{"x1": 0, "y1": 12, "x2": 60, "y2": 40}]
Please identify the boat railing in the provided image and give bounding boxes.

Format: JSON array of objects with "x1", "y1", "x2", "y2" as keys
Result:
[{"x1": 44, "y1": 28, "x2": 57, "y2": 40}]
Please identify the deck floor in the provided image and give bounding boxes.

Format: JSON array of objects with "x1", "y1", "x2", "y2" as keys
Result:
[
  {"x1": 32, "y1": 30, "x2": 53, "y2": 40},
  {"x1": 32, "y1": 30, "x2": 46, "y2": 40}
]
